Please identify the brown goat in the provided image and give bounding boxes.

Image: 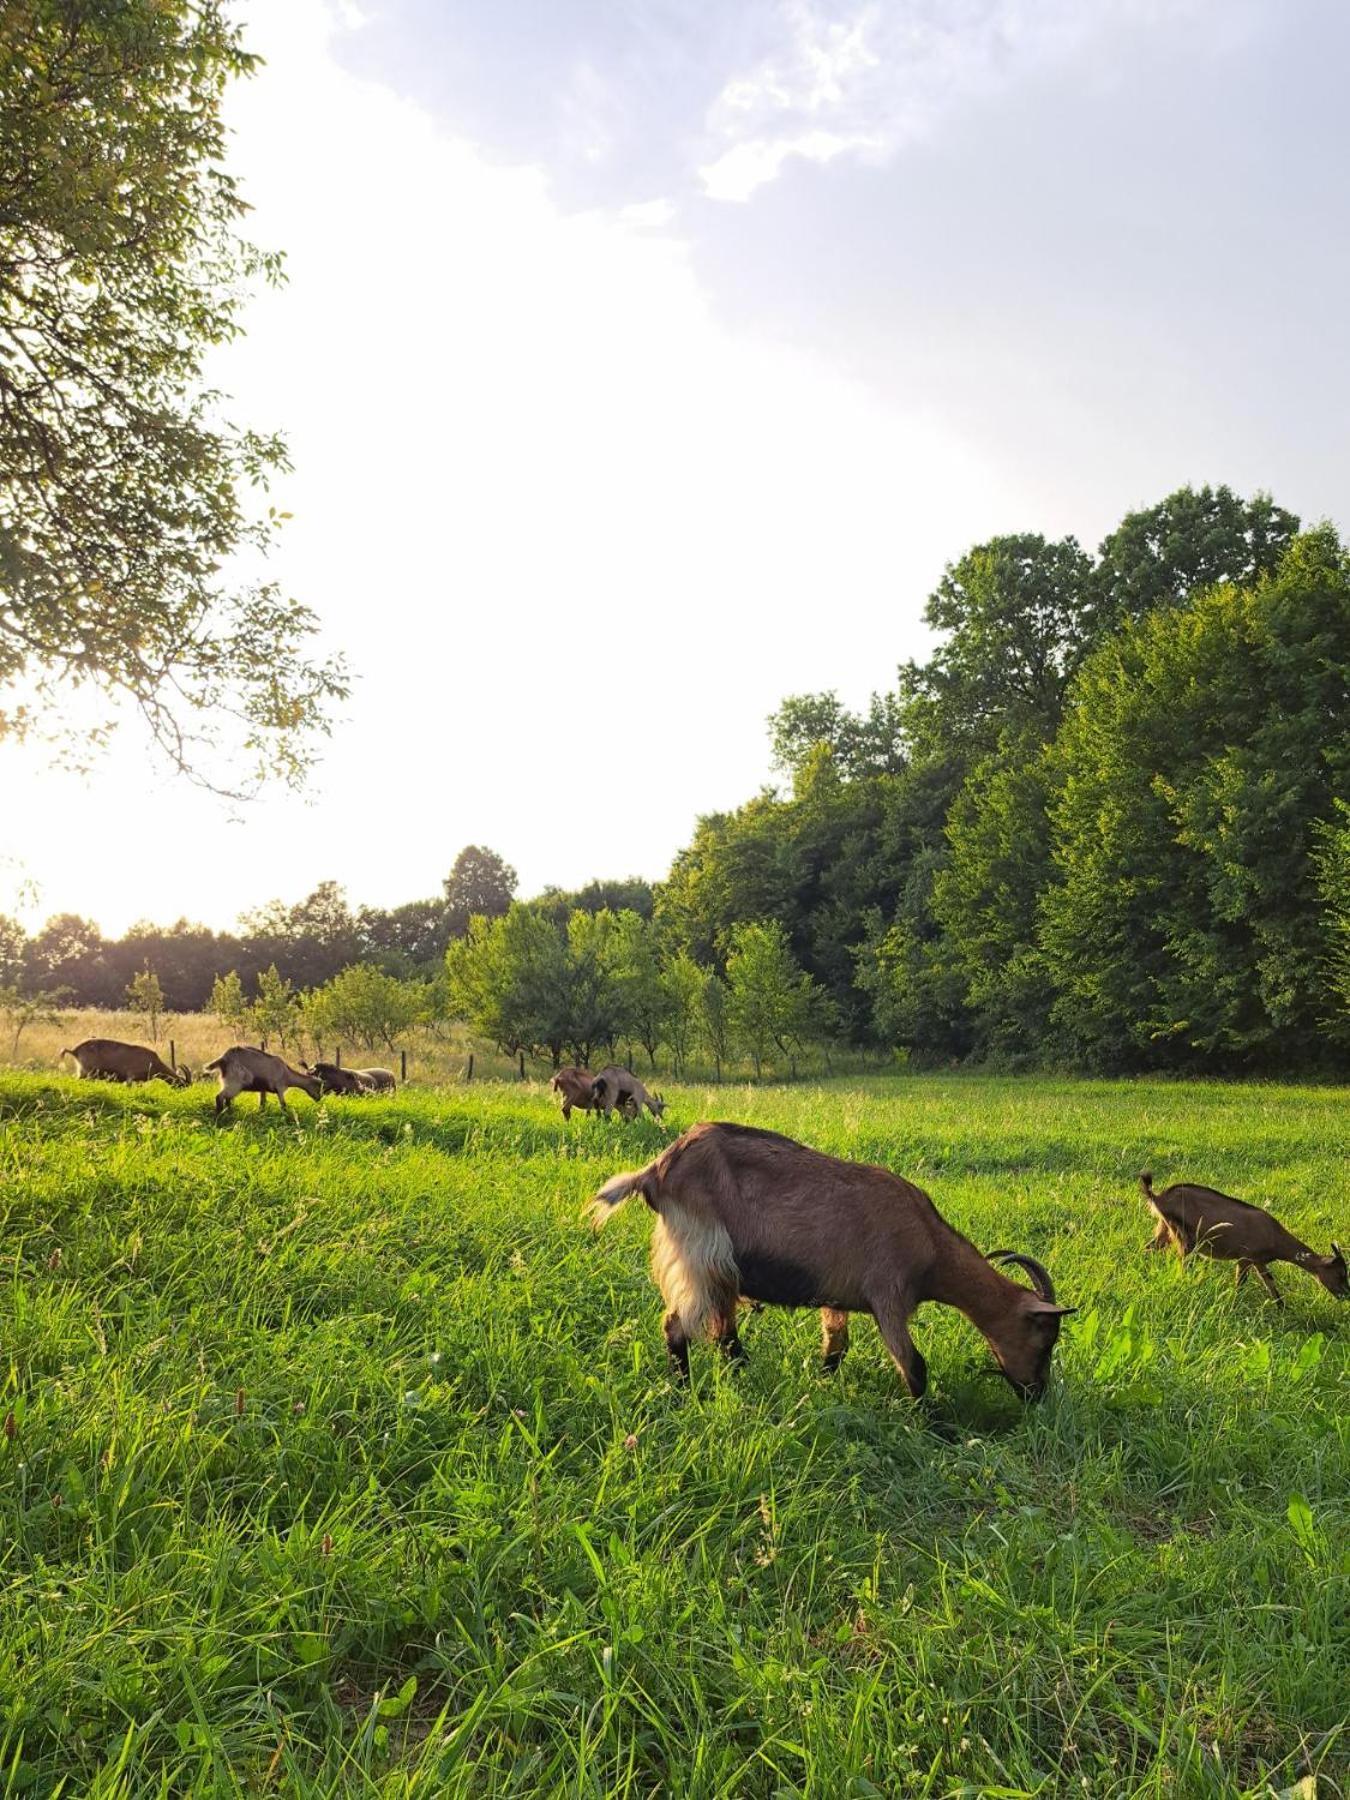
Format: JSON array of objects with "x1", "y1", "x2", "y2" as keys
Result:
[
  {"x1": 551, "y1": 1066, "x2": 601, "y2": 1120},
  {"x1": 589, "y1": 1122, "x2": 1073, "y2": 1400},
  {"x1": 62, "y1": 1039, "x2": 189, "y2": 1087},
  {"x1": 206, "y1": 1046, "x2": 322, "y2": 1116},
  {"x1": 357, "y1": 1066, "x2": 397, "y2": 1094},
  {"x1": 1141, "y1": 1172, "x2": 1346, "y2": 1303},
  {"x1": 310, "y1": 1061, "x2": 373, "y2": 1097},
  {"x1": 593, "y1": 1065, "x2": 665, "y2": 1120}
]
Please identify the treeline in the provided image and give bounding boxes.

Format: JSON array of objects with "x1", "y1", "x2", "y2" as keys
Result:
[{"x1": 6, "y1": 485, "x2": 1349, "y2": 1075}]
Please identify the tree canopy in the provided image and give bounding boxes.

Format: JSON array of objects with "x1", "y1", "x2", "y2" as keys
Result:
[{"x1": 0, "y1": 0, "x2": 345, "y2": 786}]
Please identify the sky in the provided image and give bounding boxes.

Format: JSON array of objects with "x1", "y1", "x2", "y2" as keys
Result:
[{"x1": 4, "y1": 0, "x2": 1349, "y2": 936}]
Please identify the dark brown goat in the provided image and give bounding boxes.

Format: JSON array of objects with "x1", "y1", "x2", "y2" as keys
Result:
[
  {"x1": 205, "y1": 1046, "x2": 322, "y2": 1116},
  {"x1": 551, "y1": 1066, "x2": 601, "y2": 1120},
  {"x1": 310, "y1": 1061, "x2": 373, "y2": 1097},
  {"x1": 589, "y1": 1122, "x2": 1073, "y2": 1400},
  {"x1": 62, "y1": 1039, "x2": 189, "y2": 1087},
  {"x1": 1141, "y1": 1172, "x2": 1346, "y2": 1303},
  {"x1": 357, "y1": 1067, "x2": 397, "y2": 1094}
]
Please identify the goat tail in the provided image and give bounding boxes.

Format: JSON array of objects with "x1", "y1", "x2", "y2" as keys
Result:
[
  {"x1": 1139, "y1": 1170, "x2": 1155, "y2": 1195},
  {"x1": 204, "y1": 1054, "x2": 225, "y2": 1073},
  {"x1": 586, "y1": 1159, "x2": 659, "y2": 1228}
]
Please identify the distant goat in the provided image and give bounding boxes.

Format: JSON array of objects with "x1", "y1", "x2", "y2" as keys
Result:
[
  {"x1": 589, "y1": 1122, "x2": 1072, "y2": 1399},
  {"x1": 357, "y1": 1066, "x2": 397, "y2": 1094},
  {"x1": 205, "y1": 1046, "x2": 322, "y2": 1116},
  {"x1": 62, "y1": 1039, "x2": 189, "y2": 1087},
  {"x1": 551, "y1": 1066, "x2": 600, "y2": 1120},
  {"x1": 310, "y1": 1061, "x2": 373, "y2": 1097},
  {"x1": 1141, "y1": 1172, "x2": 1346, "y2": 1303},
  {"x1": 592, "y1": 1065, "x2": 665, "y2": 1120}
]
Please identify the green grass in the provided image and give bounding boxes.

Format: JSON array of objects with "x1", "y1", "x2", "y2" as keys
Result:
[{"x1": 1, "y1": 1072, "x2": 1346, "y2": 1797}]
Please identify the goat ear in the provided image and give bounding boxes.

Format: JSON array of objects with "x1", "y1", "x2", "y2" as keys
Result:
[{"x1": 1028, "y1": 1299, "x2": 1076, "y2": 1317}]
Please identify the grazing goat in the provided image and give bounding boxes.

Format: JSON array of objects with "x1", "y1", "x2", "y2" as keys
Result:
[
  {"x1": 589, "y1": 1122, "x2": 1072, "y2": 1399},
  {"x1": 1141, "y1": 1172, "x2": 1346, "y2": 1303},
  {"x1": 593, "y1": 1065, "x2": 665, "y2": 1120},
  {"x1": 310, "y1": 1061, "x2": 373, "y2": 1097},
  {"x1": 357, "y1": 1066, "x2": 397, "y2": 1094},
  {"x1": 205, "y1": 1046, "x2": 322, "y2": 1116},
  {"x1": 551, "y1": 1066, "x2": 600, "y2": 1121},
  {"x1": 62, "y1": 1039, "x2": 189, "y2": 1087}
]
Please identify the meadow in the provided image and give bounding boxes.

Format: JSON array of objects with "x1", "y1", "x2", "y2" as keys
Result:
[{"x1": 1, "y1": 1069, "x2": 1345, "y2": 1797}]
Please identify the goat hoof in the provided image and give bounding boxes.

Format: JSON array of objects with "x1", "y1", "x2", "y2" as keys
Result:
[{"x1": 821, "y1": 1352, "x2": 845, "y2": 1375}]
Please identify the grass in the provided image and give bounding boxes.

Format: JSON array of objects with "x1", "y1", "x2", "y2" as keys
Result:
[{"x1": 1, "y1": 1071, "x2": 1346, "y2": 1797}]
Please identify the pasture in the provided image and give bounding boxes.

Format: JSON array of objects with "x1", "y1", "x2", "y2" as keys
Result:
[{"x1": 1, "y1": 1071, "x2": 1345, "y2": 1796}]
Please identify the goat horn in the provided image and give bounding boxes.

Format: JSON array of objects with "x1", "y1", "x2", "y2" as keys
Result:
[{"x1": 987, "y1": 1249, "x2": 1056, "y2": 1303}]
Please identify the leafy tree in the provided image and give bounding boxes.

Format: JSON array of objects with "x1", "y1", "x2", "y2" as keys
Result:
[
  {"x1": 726, "y1": 920, "x2": 832, "y2": 1077},
  {"x1": 1041, "y1": 529, "x2": 1350, "y2": 1069},
  {"x1": 0, "y1": 913, "x2": 25, "y2": 986},
  {"x1": 0, "y1": 983, "x2": 64, "y2": 1057},
  {"x1": 1094, "y1": 485, "x2": 1299, "y2": 627},
  {"x1": 125, "y1": 964, "x2": 164, "y2": 1041},
  {"x1": 358, "y1": 898, "x2": 452, "y2": 975},
  {"x1": 0, "y1": 0, "x2": 345, "y2": 783},
  {"x1": 699, "y1": 968, "x2": 732, "y2": 1082},
  {"x1": 24, "y1": 912, "x2": 112, "y2": 1002},
  {"x1": 1313, "y1": 801, "x2": 1350, "y2": 1027},
  {"x1": 241, "y1": 881, "x2": 363, "y2": 989},
  {"x1": 533, "y1": 876, "x2": 655, "y2": 925},
  {"x1": 899, "y1": 534, "x2": 1098, "y2": 760},
  {"x1": 932, "y1": 741, "x2": 1057, "y2": 1060},
  {"x1": 662, "y1": 950, "x2": 705, "y2": 1075},
  {"x1": 444, "y1": 904, "x2": 568, "y2": 1064},
  {"x1": 610, "y1": 911, "x2": 669, "y2": 1067},
  {"x1": 250, "y1": 964, "x2": 296, "y2": 1051},
  {"x1": 444, "y1": 847, "x2": 517, "y2": 937},
  {"x1": 303, "y1": 965, "x2": 423, "y2": 1052},
  {"x1": 768, "y1": 690, "x2": 906, "y2": 782},
  {"x1": 209, "y1": 970, "x2": 250, "y2": 1036}
]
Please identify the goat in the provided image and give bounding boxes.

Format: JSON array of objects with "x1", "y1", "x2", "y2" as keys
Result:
[
  {"x1": 589, "y1": 1121, "x2": 1072, "y2": 1399},
  {"x1": 357, "y1": 1066, "x2": 397, "y2": 1094},
  {"x1": 205, "y1": 1045, "x2": 322, "y2": 1116},
  {"x1": 1141, "y1": 1172, "x2": 1346, "y2": 1303},
  {"x1": 61, "y1": 1039, "x2": 189, "y2": 1087},
  {"x1": 309, "y1": 1061, "x2": 373, "y2": 1097},
  {"x1": 551, "y1": 1065, "x2": 601, "y2": 1121},
  {"x1": 593, "y1": 1065, "x2": 665, "y2": 1120}
]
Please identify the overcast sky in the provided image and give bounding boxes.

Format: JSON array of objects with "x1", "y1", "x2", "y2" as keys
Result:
[{"x1": 4, "y1": 0, "x2": 1349, "y2": 936}]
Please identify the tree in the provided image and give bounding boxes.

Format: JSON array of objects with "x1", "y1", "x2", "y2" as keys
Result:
[
  {"x1": 303, "y1": 965, "x2": 424, "y2": 1052},
  {"x1": 250, "y1": 964, "x2": 296, "y2": 1051},
  {"x1": 0, "y1": 0, "x2": 345, "y2": 784},
  {"x1": 1313, "y1": 801, "x2": 1350, "y2": 1029},
  {"x1": 768, "y1": 690, "x2": 906, "y2": 782},
  {"x1": 1041, "y1": 529, "x2": 1350, "y2": 1069},
  {"x1": 125, "y1": 964, "x2": 164, "y2": 1041},
  {"x1": 699, "y1": 969, "x2": 732, "y2": 1082},
  {"x1": 610, "y1": 911, "x2": 669, "y2": 1067},
  {"x1": 444, "y1": 903, "x2": 569, "y2": 1064},
  {"x1": 240, "y1": 881, "x2": 363, "y2": 989},
  {"x1": 0, "y1": 983, "x2": 64, "y2": 1057},
  {"x1": 662, "y1": 950, "x2": 705, "y2": 1075},
  {"x1": 1094, "y1": 485, "x2": 1299, "y2": 627},
  {"x1": 726, "y1": 920, "x2": 832, "y2": 1077},
  {"x1": 444, "y1": 847, "x2": 517, "y2": 937},
  {"x1": 209, "y1": 970, "x2": 250, "y2": 1036},
  {"x1": 24, "y1": 913, "x2": 112, "y2": 1002},
  {"x1": 898, "y1": 534, "x2": 1099, "y2": 760},
  {"x1": 0, "y1": 912, "x2": 25, "y2": 986}
]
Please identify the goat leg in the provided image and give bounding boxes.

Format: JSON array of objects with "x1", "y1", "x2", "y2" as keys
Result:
[
  {"x1": 820, "y1": 1307, "x2": 850, "y2": 1373},
  {"x1": 662, "y1": 1309, "x2": 690, "y2": 1380},
  {"x1": 1253, "y1": 1264, "x2": 1283, "y2": 1305},
  {"x1": 872, "y1": 1297, "x2": 928, "y2": 1399}
]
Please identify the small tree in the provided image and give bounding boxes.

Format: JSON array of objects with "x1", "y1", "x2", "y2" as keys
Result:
[
  {"x1": 306, "y1": 966, "x2": 425, "y2": 1052},
  {"x1": 125, "y1": 965, "x2": 165, "y2": 1041},
  {"x1": 611, "y1": 911, "x2": 669, "y2": 1068},
  {"x1": 0, "y1": 986, "x2": 65, "y2": 1059},
  {"x1": 699, "y1": 969, "x2": 733, "y2": 1082},
  {"x1": 726, "y1": 921, "x2": 831, "y2": 1078},
  {"x1": 251, "y1": 964, "x2": 297, "y2": 1051},
  {"x1": 210, "y1": 970, "x2": 252, "y2": 1037},
  {"x1": 662, "y1": 950, "x2": 705, "y2": 1075}
]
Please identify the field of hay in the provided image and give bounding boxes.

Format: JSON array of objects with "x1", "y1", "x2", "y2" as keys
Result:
[{"x1": 1, "y1": 1069, "x2": 1345, "y2": 1796}]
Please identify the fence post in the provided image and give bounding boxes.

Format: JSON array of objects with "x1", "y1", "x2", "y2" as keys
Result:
[
  {"x1": 518, "y1": 1050, "x2": 526, "y2": 1081},
  {"x1": 466, "y1": 1052, "x2": 474, "y2": 1083},
  {"x1": 169, "y1": 1038, "x2": 176, "y2": 1074},
  {"x1": 400, "y1": 1048, "x2": 407, "y2": 1084},
  {"x1": 335, "y1": 1045, "x2": 341, "y2": 1068},
  {"x1": 261, "y1": 1037, "x2": 268, "y2": 1053}
]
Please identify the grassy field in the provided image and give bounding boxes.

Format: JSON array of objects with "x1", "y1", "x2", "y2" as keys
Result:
[{"x1": 1, "y1": 1071, "x2": 1346, "y2": 1797}]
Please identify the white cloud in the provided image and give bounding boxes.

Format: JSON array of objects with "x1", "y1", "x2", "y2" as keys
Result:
[{"x1": 700, "y1": 0, "x2": 1218, "y2": 200}]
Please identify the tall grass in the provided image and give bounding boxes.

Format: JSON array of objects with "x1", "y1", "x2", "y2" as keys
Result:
[{"x1": 1, "y1": 1072, "x2": 1345, "y2": 1795}]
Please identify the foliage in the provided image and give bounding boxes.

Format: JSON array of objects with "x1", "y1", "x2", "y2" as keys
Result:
[
  {"x1": 249, "y1": 963, "x2": 296, "y2": 1052},
  {"x1": 0, "y1": 0, "x2": 346, "y2": 784},
  {"x1": 443, "y1": 846, "x2": 517, "y2": 937},
  {"x1": 124, "y1": 964, "x2": 164, "y2": 1042},
  {"x1": 0, "y1": 982, "x2": 62, "y2": 1055},
  {"x1": 725, "y1": 920, "x2": 833, "y2": 1076},
  {"x1": 301, "y1": 965, "x2": 424, "y2": 1052},
  {"x1": 208, "y1": 970, "x2": 250, "y2": 1037},
  {"x1": 1093, "y1": 483, "x2": 1300, "y2": 626},
  {"x1": 609, "y1": 911, "x2": 669, "y2": 1067},
  {"x1": 1312, "y1": 800, "x2": 1350, "y2": 1023},
  {"x1": 1, "y1": 1069, "x2": 1345, "y2": 1791}
]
